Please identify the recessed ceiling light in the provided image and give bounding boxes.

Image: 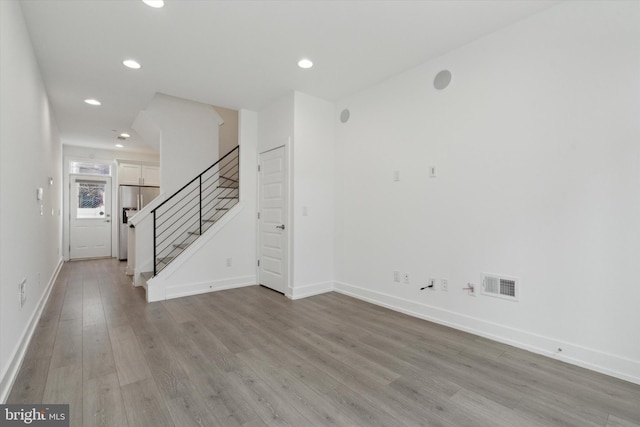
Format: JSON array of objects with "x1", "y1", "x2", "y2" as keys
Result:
[
  {"x1": 84, "y1": 99, "x2": 101, "y2": 106},
  {"x1": 142, "y1": 0, "x2": 164, "y2": 8},
  {"x1": 115, "y1": 144, "x2": 124, "y2": 148},
  {"x1": 119, "y1": 133, "x2": 131, "y2": 138},
  {"x1": 123, "y1": 59, "x2": 141, "y2": 69},
  {"x1": 298, "y1": 58, "x2": 313, "y2": 69}
]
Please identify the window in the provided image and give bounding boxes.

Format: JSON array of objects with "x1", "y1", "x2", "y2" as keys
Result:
[
  {"x1": 69, "y1": 161, "x2": 111, "y2": 176},
  {"x1": 75, "y1": 181, "x2": 106, "y2": 219}
]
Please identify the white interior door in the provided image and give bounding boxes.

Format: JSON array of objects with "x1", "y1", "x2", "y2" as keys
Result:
[
  {"x1": 258, "y1": 146, "x2": 288, "y2": 294},
  {"x1": 69, "y1": 175, "x2": 112, "y2": 259}
]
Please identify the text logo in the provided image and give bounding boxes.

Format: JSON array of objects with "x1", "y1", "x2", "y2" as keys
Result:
[{"x1": 0, "y1": 405, "x2": 69, "y2": 426}]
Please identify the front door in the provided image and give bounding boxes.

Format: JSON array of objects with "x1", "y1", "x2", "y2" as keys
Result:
[
  {"x1": 258, "y1": 146, "x2": 288, "y2": 294},
  {"x1": 69, "y1": 175, "x2": 112, "y2": 259}
]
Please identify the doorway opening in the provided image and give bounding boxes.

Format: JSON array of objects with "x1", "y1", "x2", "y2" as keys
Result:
[
  {"x1": 69, "y1": 175, "x2": 112, "y2": 259},
  {"x1": 257, "y1": 145, "x2": 288, "y2": 294}
]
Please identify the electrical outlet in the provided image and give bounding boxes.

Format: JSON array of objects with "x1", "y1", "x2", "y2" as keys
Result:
[
  {"x1": 226, "y1": 258, "x2": 232, "y2": 267},
  {"x1": 393, "y1": 271, "x2": 400, "y2": 283},
  {"x1": 403, "y1": 273, "x2": 410, "y2": 284},
  {"x1": 18, "y1": 278, "x2": 26, "y2": 309},
  {"x1": 441, "y1": 279, "x2": 448, "y2": 291}
]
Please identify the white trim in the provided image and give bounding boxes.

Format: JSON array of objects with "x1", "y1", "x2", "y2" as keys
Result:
[
  {"x1": 289, "y1": 281, "x2": 333, "y2": 300},
  {"x1": 333, "y1": 281, "x2": 640, "y2": 386},
  {"x1": 163, "y1": 275, "x2": 256, "y2": 301},
  {"x1": 115, "y1": 158, "x2": 160, "y2": 167},
  {"x1": 63, "y1": 154, "x2": 117, "y2": 260},
  {"x1": 0, "y1": 258, "x2": 63, "y2": 403},
  {"x1": 146, "y1": 278, "x2": 164, "y2": 302},
  {"x1": 286, "y1": 139, "x2": 294, "y2": 299},
  {"x1": 68, "y1": 174, "x2": 113, "y2": 260}
]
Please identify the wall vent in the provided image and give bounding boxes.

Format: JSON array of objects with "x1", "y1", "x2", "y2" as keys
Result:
[{"x1": 482, "y1": 273, "x2": 519, "y2": 301}]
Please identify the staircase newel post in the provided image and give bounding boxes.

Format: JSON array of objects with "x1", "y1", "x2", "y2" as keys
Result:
[
  {"x1": 153, "y1": 210, "x2": 157, "y2": 277},
  {"x1": 199, "y1": 175, "x2": 202, "y2": 236}
]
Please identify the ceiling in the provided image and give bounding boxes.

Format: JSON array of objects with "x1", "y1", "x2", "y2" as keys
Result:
[{"x1": 20, "y1": 0, "x2": 559, "y2": 153}]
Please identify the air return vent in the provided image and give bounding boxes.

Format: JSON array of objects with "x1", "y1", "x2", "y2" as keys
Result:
[{"x1": 482, "y1": 273, "x2": 519, "y2": 301}]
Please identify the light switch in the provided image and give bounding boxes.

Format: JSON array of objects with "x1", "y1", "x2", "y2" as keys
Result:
[
  {"x1": 302, "y1": 206, "x2": 308, "y2": 216},
  {"x1": 393, "y1": 170, "x2": 400, "y2": 182}
]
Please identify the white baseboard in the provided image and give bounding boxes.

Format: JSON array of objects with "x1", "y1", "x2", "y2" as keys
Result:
[
  {"x1": 162, "y1": 275, "x2": 256, "y2": 301},
  {"x1": 333, "y1": 281, "x2": 640, "y2": 386},
  {"x1": 289, "y1": 281, "x2": 334, "y2": 300},
  {"x1": 0, "y1": 258, "x2": 64, "y2": 403},
  {"x1": 146, "y1": 277, "x2": 162, "y2": 302}
]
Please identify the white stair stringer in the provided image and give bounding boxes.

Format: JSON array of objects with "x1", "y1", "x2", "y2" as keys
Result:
[{"x1": 146, "y1": 201, "x2": 255, "y2": 302}]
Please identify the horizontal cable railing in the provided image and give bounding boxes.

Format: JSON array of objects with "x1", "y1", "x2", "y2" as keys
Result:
[{"x1": 151, "y1": 146, "x2": 239, "y2": 276}]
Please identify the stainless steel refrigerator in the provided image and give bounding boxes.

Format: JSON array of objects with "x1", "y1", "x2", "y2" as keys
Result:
[{"x1": 119, "y1": 185, "x2": 160, "y2": 260}]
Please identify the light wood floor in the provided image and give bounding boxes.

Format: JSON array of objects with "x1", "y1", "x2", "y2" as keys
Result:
[{"x1": 7, "y1": 259, "x2": 640, "y2": 427}]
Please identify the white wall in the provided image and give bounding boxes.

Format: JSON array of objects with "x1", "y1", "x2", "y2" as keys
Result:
[
  {"x1": 147, "y1": 110, "x2": 258, "y2": 300},
  {"x1": 257, "y1": 92, "x2": 335, "y2": 298},
  {"x1": 0, "y1": 0, "x2": 63, "y2": 402},
  {"x1": 257, "y1": 93, "x2": 294, "y2": 154},
  {"x1": 62, "y1": 145, "x2": 160, "y2": 260},
  {"x1": 334, "y1": 1, "x2": 640, "y2": 384},
  {"x1": 257, "y1": 94, "x2": 294, "y2": 294},
  {"x1": 63, "y1": 145, "x2": 160, "y2": 164},
  {"x1": 142, "y1": 93, "x2": 222, "y2": 196},
  {"x1": 291, "y1": 92, "x2": 335, "y2": 297}
]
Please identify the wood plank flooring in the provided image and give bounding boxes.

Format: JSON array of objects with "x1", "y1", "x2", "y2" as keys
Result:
[{"x1": 7, "y1": 258, "x2": 640, "y2": 426}]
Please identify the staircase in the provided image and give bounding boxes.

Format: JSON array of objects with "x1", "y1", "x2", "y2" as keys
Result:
[{"x1": 150, "y1": 146, "x2": 239, "y2": 276}]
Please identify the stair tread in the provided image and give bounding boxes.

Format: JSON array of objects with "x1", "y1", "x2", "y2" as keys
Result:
[
  {"x1": 173, "y1": 243, "x2": 188, "y2": 249},
  {"x1": 218, "y1": 196, "x2": 238, "y2": 199},
  {"x1": 187, "y1": 231, "x2": 201, "y2": 235},
  {"x1": 141, "y1": 271, "x2": 154, "y2": 281}
]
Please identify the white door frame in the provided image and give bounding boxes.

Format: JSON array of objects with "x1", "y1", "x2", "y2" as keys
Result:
[
  {"x1": 63, "y1": 155, "x2": 117, "y2": 260},
  {"x1": 257, "y1": 144, "x2": 291, "y2": 296},
  {"x1": 68, "y1": 174, "x2": 113, "y2": 259}
]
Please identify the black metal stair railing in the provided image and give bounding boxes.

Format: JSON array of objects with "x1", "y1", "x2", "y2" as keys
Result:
[{"x1": 151, "y1": 146, "x2": 239, "y2": 276}]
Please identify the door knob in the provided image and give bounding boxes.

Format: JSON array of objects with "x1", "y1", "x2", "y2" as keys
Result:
[
  {"x1": 276, "y1": 224, "x2": 285, "y2": 230},
  {"x1": 104, "y1": 220, "x2": 111, "y2": 223}
]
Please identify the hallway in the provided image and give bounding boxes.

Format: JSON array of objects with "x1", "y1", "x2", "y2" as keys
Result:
[{"x1": 7, "y1": 259, "x2": 640, "y2": 426}]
